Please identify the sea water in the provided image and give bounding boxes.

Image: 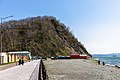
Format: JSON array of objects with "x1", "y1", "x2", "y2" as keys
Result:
[{"x1": 92, "y1": 54, "x2": 120, "y2": 66}]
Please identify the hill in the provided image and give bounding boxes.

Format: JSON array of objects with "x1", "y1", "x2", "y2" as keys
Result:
[{"x1": 1, "y1": 16, "x2": 91, "y2": 57}]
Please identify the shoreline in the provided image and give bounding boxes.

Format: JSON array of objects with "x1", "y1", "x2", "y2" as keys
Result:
[
  {"x1": 92, "y1": 58, "x2": 120, "y2": 68},
  {"x1": 44, "y1": 59, "x2": 120, "y2": 80}
]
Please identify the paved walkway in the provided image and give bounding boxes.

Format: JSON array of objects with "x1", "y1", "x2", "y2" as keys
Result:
[{"x1": 0, "y1": 60, "x2": 40, "y2": 80}]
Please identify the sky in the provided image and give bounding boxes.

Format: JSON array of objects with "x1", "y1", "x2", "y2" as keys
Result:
[{"x1": 0, "y1": 0, "x2": 120, "y2": 54}]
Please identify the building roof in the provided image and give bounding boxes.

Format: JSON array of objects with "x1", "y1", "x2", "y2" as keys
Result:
[{"x1": 9, "y1": 51, "x2": 30, "y2": 54}]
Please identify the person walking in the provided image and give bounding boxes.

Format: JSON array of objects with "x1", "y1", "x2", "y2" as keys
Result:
[
  {"x1": 18, "y1": 59, "x2": 21, "y2": 65},
  {"x1": 98, "y1": 60, "x2": 100, "y2": 65},
  {"x1": 102, "y1": 62, "x2": 105, "y2": 66},
  {"x1": 21, "y1": 59, "x2": 24, "y2": 65}
]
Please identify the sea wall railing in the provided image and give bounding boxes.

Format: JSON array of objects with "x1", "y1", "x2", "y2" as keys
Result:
[{"x1": 29, "y1": 59, "x2": 48, "y2": 80}]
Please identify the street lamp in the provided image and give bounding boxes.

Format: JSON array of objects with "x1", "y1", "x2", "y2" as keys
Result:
[{"x1": 0, "y1": 15, "x2": 13, "y2": 53}]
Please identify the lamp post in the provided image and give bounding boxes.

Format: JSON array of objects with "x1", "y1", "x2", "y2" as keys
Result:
[{"x1": 0, "y1": 15, "x2": 13, "y2": 53}]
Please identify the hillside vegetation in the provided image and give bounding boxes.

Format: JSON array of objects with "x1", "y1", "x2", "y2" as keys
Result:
[{"x1": 1, "y1": 16, "x2": 91, "y2": 57}]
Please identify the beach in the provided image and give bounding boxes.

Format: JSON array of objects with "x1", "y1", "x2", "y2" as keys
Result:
[{"x1": 44, "y1": 59, "x2": 120, "y2": 80}]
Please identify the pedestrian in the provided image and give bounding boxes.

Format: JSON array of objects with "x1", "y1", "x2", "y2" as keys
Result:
[
  {"x1": 98, "y1": 60, "x2": 100, "y2": 65},
  {"x1": 102, "y1": 62, "x2": 105, "y2": 66},
  {"x1": 18, "y1": 59, "x2": 21, "y2": 65},
  {"x1": 21, "y1": 59, "x2": 24, "y2": 65}
]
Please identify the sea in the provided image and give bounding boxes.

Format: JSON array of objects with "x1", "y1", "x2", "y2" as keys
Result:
[{"x1": 92, "y1": 53, "x2": 120, "y2": 66}]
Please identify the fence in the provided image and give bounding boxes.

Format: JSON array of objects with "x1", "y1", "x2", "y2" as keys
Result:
[{"x1": 29, "y1": 59, "x2": 48, "y2": 80}]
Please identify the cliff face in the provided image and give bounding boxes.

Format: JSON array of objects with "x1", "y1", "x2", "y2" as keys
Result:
[{"x1": 1, "y1": 16, "x2": 91, "y2": 57}]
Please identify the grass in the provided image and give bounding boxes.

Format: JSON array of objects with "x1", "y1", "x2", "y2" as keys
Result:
[
  {"x1": 91, "y1": 58, "x2": 99, "y2": 64},
  {"x1": 0, "y1": 62, "x2": 17, "y2": 66}
]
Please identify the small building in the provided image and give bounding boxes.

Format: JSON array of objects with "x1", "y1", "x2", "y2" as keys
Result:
[
  {"x1": 0, "y1": 51, "x2": 31, "y2": 64},
  {"x1": 79, "y1": 54, "x2": 88, "y2": 59},
  {"x1": 70, "y1": 54, "x2": 79, "y2": 59},
  {"x1": 70, "y1": 54, "x2": 88, "y2": 59}
]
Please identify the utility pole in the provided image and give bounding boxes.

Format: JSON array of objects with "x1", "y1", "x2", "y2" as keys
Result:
[{"x1": 0, "y1": 15, "x2": 13, "y2": 53}]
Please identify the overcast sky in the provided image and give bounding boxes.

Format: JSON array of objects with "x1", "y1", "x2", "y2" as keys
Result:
[{"x1": 0, "y1": 0, "x2": 120, "y2": 54}]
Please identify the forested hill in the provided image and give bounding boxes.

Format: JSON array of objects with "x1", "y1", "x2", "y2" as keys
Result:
[{"x1": 1, "y1": 16, "x2": 91, "y2": 57}]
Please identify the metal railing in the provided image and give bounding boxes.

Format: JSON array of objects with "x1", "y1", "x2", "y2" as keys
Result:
[
  {"x1": 39, "y1": 59, "x2": 48, "y2": 80},
  {"x1": 29, "y1": 59, "x2": 48, "y2": 80}
]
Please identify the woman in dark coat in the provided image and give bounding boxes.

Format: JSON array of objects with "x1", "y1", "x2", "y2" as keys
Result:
[
  {"x1": 18, "y1": 59, "x2": 21, "y2": 65},
  {"x1": 21, "y1": 59, "x2": 24, "y2": 65}
]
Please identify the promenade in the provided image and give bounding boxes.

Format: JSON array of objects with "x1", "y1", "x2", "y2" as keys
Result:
[{"x1": 0, "y1": 60, "x2": 40, "y2": 80}]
